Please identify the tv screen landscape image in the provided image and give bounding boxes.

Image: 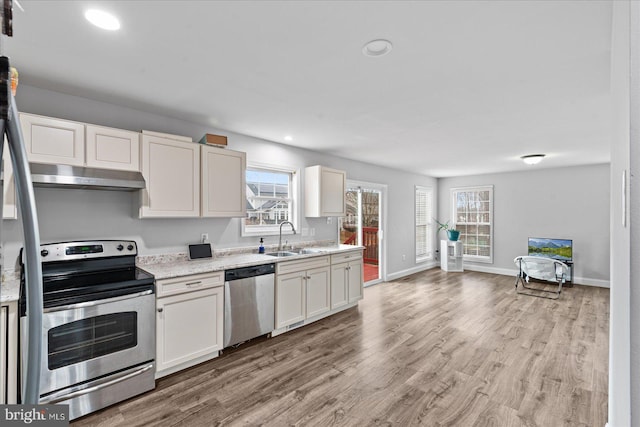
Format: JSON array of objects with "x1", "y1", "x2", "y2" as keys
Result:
[{"x1": 528, "y1": 237, "x2": 573, "y2": 261}]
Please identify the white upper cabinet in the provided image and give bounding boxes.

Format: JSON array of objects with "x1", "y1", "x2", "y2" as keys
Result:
[
  {"x1": 85, "y1": 125, "x2": 140, "y2": 171},
  {"x1": 201, "y1": 146, "x2": 246, "y2": 217},
  {"x1": 305, "y1": 165, "x2": 346, "y2": 217},
  {"x1": 20, "y1": 113, "x2": 141, "y2": 172},
  {"x1": 140, "y1": 132, "x2": 200, "y2": 218},
  {"x1": 20, "y1": 113, "x2": 85, "y2": 166},
  {"x1": 2, "y1": 140, "x2": 16, "y2": 219}
]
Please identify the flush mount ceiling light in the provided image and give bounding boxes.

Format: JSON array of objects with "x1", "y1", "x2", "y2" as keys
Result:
[
  {"x1": 284, "y1": 135, "x2": 293, "y2": 142},
  {"x1": 521, "y1": 154, "x2": 546, "y2": 165},
  {"x1": 85, "y1": 9, "x2": 121, "y2": 31},
  {"x1": 362, "y1": 39, "x2": 393, "y2": 57}
]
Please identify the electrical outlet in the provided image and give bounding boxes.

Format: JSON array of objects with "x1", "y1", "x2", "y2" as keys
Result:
[
  {"x1": 402, "y1": 254, "x2": 406, "y2": 261},
  {"x1": 201, "y1": 233, "x2": 209, "y2": 243},
  {"x1": 327, "y1": 217, "x2": 332, "y2": 224}
]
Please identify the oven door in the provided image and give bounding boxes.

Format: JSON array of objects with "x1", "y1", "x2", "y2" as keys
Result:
[{"x1": 36, "y1": 291, "x2": 155, "y2": 396}]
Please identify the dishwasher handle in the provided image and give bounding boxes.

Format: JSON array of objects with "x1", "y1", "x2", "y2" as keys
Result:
[{"x1": 225, "y1": 263, "x2": 275, "y2": 281}]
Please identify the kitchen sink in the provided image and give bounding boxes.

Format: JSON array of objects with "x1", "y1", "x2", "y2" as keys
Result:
[
  {"x1": 265, "y1": 251, "x2": 297, "y2": 257},
  {"x1": 296, "y1": 248, "x2": 326, "y2": 254},
  {"x1": 265, "y1": 248, "x2": 327, "y2": 257}
]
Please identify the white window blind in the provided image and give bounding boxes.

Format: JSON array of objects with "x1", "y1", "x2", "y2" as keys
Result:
[
  {"x1": 415, "y1": 186, "x2": 433, "y2": 262},
  {"x1": 451, "y1": 186, "x2": 493, "y2": 263}
]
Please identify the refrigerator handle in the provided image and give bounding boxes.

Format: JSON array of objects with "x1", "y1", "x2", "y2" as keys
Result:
[{"x1": 5, "y1": 91, "x2": 43, "y2": 404}]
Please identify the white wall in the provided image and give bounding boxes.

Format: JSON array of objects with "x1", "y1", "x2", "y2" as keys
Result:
[
  {"x1": 2, "y1": 84, "x2": 437, "y2": 278},
  {"x1": 438, "y1": 164, "x2": 610, "y2": 286}
]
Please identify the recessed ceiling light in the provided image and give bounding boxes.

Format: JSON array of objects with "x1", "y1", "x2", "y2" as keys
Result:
[
  {"x1": 85, "y1": 9, "x2": 120, "y2": 31},
  {"x1": 284, "y1": 135, "x2": 293, "y2": 142},
  {"x1": 362, "y1": 39, "x2": 393, "y2": 57},
  {"x1": 521, "y1": 154, "x2": 546, "y2": 165}
]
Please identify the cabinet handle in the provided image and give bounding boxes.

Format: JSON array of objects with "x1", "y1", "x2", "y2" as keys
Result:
[
  {"x1": 185, "y1": 281, "x2": 202, "y2": 287},
  {"x1": 157, "y1": 308, "x2": 163, "y2": 313}
]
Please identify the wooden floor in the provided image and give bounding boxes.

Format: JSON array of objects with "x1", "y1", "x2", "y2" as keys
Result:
[{"x1": 72, "y1": 269, "x2": 609, "y2": 426}]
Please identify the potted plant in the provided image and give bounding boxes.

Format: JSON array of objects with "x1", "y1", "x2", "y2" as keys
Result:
[{"x1": 435, "y1": 219, "x2": 460, "y2": 241}]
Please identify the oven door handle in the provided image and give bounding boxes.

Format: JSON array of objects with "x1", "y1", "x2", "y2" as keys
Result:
[
  {"x1": 43, "y1": 289, "x2": 154, "y2": 313},
  {"x1": 39, "y1": 363, "x2": 154, "y2": 405}
]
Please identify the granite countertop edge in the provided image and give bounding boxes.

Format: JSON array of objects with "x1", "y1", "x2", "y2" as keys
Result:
[
  {"x1": 139, "y1": 244, "x2": 365, "y2": 281},
  {"x1": 1, "y1": 277, "x2": 20, "y2": 304},
  {"x1": 0, "y1": 244, "x2": 365, "y2": 302}
]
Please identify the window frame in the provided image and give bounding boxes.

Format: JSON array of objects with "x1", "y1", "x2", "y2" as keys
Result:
[
  {"x1": 451, "y1": 185, "x2": 494, "y2": 263},
  {"x1": 415, "y1": 185, "x2": 434, "y2": 263},
  {"x1": 242, "y1": 162, "x2": 299, "y2": 237}
]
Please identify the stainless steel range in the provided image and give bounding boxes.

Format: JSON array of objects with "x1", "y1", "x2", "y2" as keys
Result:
[{"x1": 19, "y1": 240, "x2": 156, "y2": 420}]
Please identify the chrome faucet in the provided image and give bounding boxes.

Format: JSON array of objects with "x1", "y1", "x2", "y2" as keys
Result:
[{"x1": 278, "y1": 221, "x2": 297, "y2": 251}]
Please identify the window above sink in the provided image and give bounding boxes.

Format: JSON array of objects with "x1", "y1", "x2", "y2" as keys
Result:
[{"x1": 242, "y1": 163, "x2": 299, "y2": 237}]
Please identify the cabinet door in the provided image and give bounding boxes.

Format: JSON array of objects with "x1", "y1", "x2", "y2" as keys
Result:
[
  {"x1": 20, "y1": 113, "x2": 85, "y2": 166},
  {"x1": 201, "y1": 146, "x2": 246, "y2": 217},
  {"x1": 275, "y1": 271, "x2": 306, "y2": 329},
  {"x1": 2, "y1": 139, "x2": 17, "y2": 219},
  {"x1": 86, "y1": 125, "x2": 140, "y2": 171},
  {"x1": 140, "y1": 134, "x2": 200, "y2": 217},
  {"x1": 320, "y1": 167, "x2": 346, "y2": 216},
  {"x1": 330, "y1": 262, "x2": 349, "y2": 310},
  {"x1": 348, "y1": 259, "x2": 364, "y2": 303},
  {"x1": 306, "y1": 266, "x2": 331, "y2": 318},
  {"x1": 156, "y1": 287, "x2": 223, "y2": 373},
  {"x1": 305, "y1": 165, "x2": 346, "y2": 217}
]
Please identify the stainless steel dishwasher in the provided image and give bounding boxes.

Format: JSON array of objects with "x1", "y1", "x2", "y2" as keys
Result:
[{"x1": 224, "y1": 263, "x2": 276, "y2": 347}]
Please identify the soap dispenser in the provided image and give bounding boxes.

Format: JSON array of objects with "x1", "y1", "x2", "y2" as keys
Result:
[{"x1": 259, "y1": 238, "x2": 265, "y2": 254}]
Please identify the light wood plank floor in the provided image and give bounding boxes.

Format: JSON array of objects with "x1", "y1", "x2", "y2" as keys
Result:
[{"x1": 72, "y1": 269, "x2": 609, "y2": 426}]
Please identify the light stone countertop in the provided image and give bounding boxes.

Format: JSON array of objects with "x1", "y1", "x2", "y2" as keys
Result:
[
  {"x1": 139, "y1": 244, "x2": 364, "y2": 281},
  {"x1": 0, "y1": 244, "x2": 365, "y2": 301},
  {"x1": 1, "y1": 278, "x2": 20, "y2": 303}
]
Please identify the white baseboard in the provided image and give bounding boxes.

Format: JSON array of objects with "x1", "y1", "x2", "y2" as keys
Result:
[
  {"x1": 386, "y1": 261, "x2": 438, "y2": 281},
  {"x1": 384, "y1": 262, "x2": 609, "y2": 289},
  {"x1": 463, "y1": 264, "x2": 516, "y2": 277}
]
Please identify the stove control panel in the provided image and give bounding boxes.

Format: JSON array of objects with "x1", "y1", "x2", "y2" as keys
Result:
[{"x1": 32, "y1": 240, "x2": 138, "y2": 263}]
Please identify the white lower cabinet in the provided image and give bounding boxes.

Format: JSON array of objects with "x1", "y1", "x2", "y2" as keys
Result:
[
  {"x1": 331, "y1": 251, "x2": 363, "y2": 309},
  {"x1": 275, "y1": 271, "x2": 306, "y2": 329},
  {"x1": 155, "y1": 272, "x2": 224, "y2": 378},
  {"x1": 306, "y1": 267, "x2": 331, "y2": 318},
  {"x1": 275, "y1": 256, "x2": 331, "y2": 329},
  {"x1": 0, "y1": 301, "x2": 18, "y2": 404}
]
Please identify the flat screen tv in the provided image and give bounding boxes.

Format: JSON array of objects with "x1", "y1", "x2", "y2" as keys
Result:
[{"x1": 528, "y1": 237, "x2": 572, "y2": 262}]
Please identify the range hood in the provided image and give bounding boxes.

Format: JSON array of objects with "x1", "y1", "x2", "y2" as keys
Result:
[{"x1": 29, "y1": 162, "x2": 146, "y2": 191}]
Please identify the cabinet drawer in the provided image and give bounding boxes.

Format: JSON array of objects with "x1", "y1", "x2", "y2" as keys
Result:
[
  {"x1": 331, "y1": 250, "x2": 363, "y2": 264},
  {"x1": 156, "y1": 272, "x2": 224, "y2": 298},
  {"x1": 277, "y1": 255, "x2": 330, "y2": 275}
]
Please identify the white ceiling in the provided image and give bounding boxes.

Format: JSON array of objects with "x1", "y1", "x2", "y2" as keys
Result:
[{"x1": 6, "y1": 1, "x2": 613, "y2": 177}]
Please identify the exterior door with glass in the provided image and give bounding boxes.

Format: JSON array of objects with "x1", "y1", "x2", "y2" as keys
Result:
[{"x1": 339, "y1": 184, "x2": 383, "y2": 285}]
